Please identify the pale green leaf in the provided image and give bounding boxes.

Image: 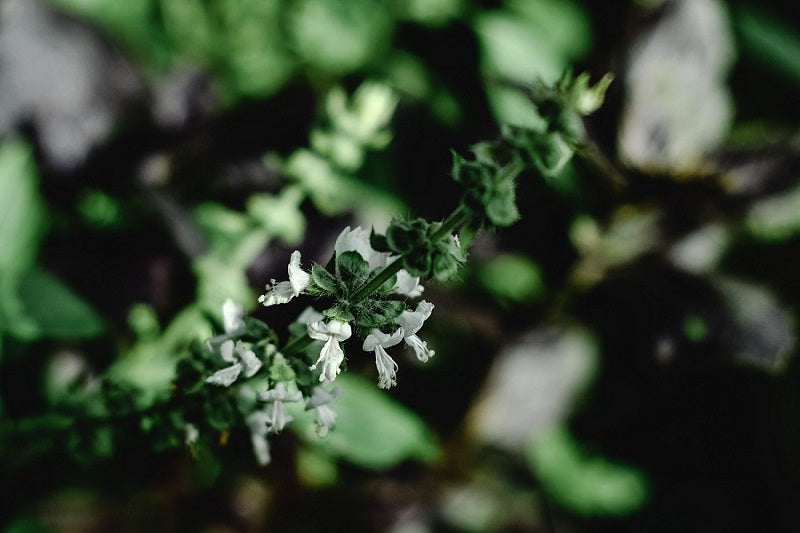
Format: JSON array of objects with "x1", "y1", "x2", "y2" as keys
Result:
[
  {"x1": 14, "y1": 268, "x2": 105, "y2": 340},
  {"x1": 290, "y1": 373, "x2": 440, "y2": 469},
  {"x1": 0, "y1": 140, "x2": 45, "y2": 275},
  {"x1": 526, "y1": 425, "x2": 649, "y2": 516}
]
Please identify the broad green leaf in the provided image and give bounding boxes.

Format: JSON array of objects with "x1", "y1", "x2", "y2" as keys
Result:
[
  {"x1": 109, "y1": 306, "x2": 212, "y2": 408},
  {"x1": 477, "y1": 254, "x2": 545, "y2": 303},
  {"x1": 246, "y1": 187, "x2": 306, "y2": 245},
  {"x1": 526, "y1": 425, "x2": 649, "y2": 516},
  {"x1": 336, "y1": 251, "x2": 369, "y2": 281},
  {"x1": 0, "y1": 140, "x2": 45, "y2": 275},
  {"x1": 289, "y1": 373, "x2": 439, "y2": 469},
  {"x1": 474, "y1": 0, "x2": 592, "y2": 126},
  {"x1": 288, "y1": 0, "x2": 392, "y2": 75},
  {"x1": 11, "y1": 268, "x2": 105, "y2": 340}
]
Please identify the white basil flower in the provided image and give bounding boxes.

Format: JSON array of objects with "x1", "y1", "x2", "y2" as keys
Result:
[
  {"x1": 396, "y1": 300, "x2": 435, "y2": 362},
  {"x1": 207, "y1": 298, "x2": 247, "y2": 349},
  {"x1": 394, "y1": 269, "x2": 424, "y2": 298},
  {"x1": 363, "y1": 328, "x2": 404, "y2": 389},
  {"x1": 305, "y1": 385, "x2": 342, "y2": 437},
  {"x1": 245, "y1": 410, "x2": 272, "y2": 465},
  {"x1": 257, "y1": 383, "x2": 303, "y2": 433},
  {"x1": 184, "y1": 423, "x2": 199, "y2": 447},
  {"x1": 259, "y1": 250, "x2": 311, "y2": 306},
  {"x1": 206, "y1": 339, "x2": 262, "y2": 387},
  {"x1": 296, "y1": 306, "x2": 324, "y2": 325},
  {"x1": 307, "y1": 320, "x2": 352, "y2": 382}
]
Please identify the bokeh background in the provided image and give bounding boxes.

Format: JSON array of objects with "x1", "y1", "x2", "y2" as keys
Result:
[{"x1": 2, "y1": 0, "x2": 800, "y2": 531}]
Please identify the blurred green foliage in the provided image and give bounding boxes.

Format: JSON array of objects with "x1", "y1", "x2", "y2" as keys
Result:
[
  {"x1": 526, "y1": 425, "x2": 649, "y2": 516},
  {"x1": 3, "y1": 0, "x2": 800, "y2": 531},
  {"x1": 288, "y1": 373, "x2": 440, "y2": 470}
]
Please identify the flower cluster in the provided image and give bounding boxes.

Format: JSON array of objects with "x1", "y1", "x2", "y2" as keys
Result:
[
  {"x1": 199, "y1": 223, "x2": 441, "y2": 465},
  {"x1": 260, "y1": 226, "x2": 437, "y2": 389},
  {"x1": 202, "y1": 299, "x2": 345, "y2": 465}
]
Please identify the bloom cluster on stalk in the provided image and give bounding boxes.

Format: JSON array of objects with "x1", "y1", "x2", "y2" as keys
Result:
[
  {"x1": 195, "y1": 70, "x2": 612, "y2": 466},
  {"x1": 260, "y1": 226, "x2": 437, "y2": 388},
  {"x1": 201, "y1": 226, "x2": 442, "y2": 465}
]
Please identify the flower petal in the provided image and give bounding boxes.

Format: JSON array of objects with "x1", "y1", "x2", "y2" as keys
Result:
[
  {"x1": 374, "y1": 345, "x2": 399, "y2": 389},
  {"x1": 288, "y1": 250, "x2": 311, "y2": 295},
  {"x1": 221, "y1": 298, "x2": 245, "y2": 335},
  {"x1": 296, "y1": 306, "x2": 324, "y2": 325},
  {"x1": 259, "y1": 281, "x2": 296, "y2": 306},
  {"x1": 265, "y1": 401, "x2": 294, "y2": 433},
  {"x1": 405, "y1": 334, "x2": 435, "y2": 363},
  {"x1": 206, "y1": 363, "x2": 242, "y2": 387},
  {"x1": 363, "y1": 327, "x2": 404, "y2": 351},
  {"x1": 396, "y1": 300, "x2": 434, "y2": 336},
  {"x1": 259, "y1": 382, "x2": 302, "y2": 403},
  {"x1": 235, "y1": 341, "x2": 262, "y2": 377},
  {"x1": 219, "y1": 339, "x2": 237, "y2": 363},
  {"x1": 394, "y1": 270, "x2": 424, "y2": 297},
  {"x1": 307, "y1": 320, "x2": 352, "y2": 342},
  {"x1": 311, "y1": 337, "x2": 346, "y2": 382},
  {"x1": 335, "y1": 226, "x2": 377, "y2": 264},
  {"x1": 305, "y1": 385, "x2": 342, "y2": 409}
]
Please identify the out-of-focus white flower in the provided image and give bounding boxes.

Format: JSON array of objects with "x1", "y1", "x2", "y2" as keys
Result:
[
  {"x1": 207, "y1": 298, "x2": 247, "y2": 349},
  {"x1": 305, "y1": 385, "x2": 342, "y2": 437},
  {"x1": 296, "y1": 306, "x2": 324, "y2": 325},
  {"x1": 363, "y1": 328, "x2": 404, "y2": 389},
  {"x1": 206, "y1": 339, "x2": 262, "y2": 387},
  {"x1": 184, "y1": 423, "x2": 199, "y2": 447},
  {"x1": 257, "y1": 382, "x2": 303, "y2": 433},
  {"x1": 396, "y1": 300, "x2": 435, "y2": 362},
  {"x1": 246, "y1": 411, "x2": 272, "y2": 465},
  {"x1": 259, "y1": 250, "x2": 311, "y2": 306},
  {"x1": 308, "y1": 320, "x2": 352, "y2": 382}
]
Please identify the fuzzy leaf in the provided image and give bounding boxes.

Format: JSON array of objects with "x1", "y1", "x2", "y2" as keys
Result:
[
  {"x1": 484, "y1": 181, "x2": 520, "y2": 227},
  {"x1": 312, "y1": 264, "x2": 339, "y2": 294},
  {"x1": 356, "y1": 299, "x2": 405, "y2": 329},
  {"x1": 336, "y1": 251, "x2": 369, "y2": 281}
]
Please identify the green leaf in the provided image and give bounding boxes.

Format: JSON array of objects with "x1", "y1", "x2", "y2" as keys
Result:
[
  {"x1": 484, "y1": 181, "x2": 520, "y2": 227},
  {"x1": 385, "y1": 219, "x2": 426, "y2": 254},
  {"x1": 0, "y1": 140, "x2": 45, "y2": 276},
  {"x1": 205, "y1": 394, "x2": 237, "y2": 432},
  {"x1": 369, "y1": 230, "x2": 390, "y2": 253},
  {"x1": 355, "y1": 299, "x2": 405, "y2": 329},
  {"x1": 269, "y1": 352, "x2": 297, "y2": 383},
  {"x1": 735, "y1": 5, "x2": 800, "y2": 84},
  {"x1": 311, "y1": 264, "x2": 338, "y2": 294},
  {"x1": 403, "y1": 250, "x2": 432, "y2": 277},
  {"x1": 477, "y1": 254, "x2": 545, "y2": 303},
  {"x1": 432, "y1": 253, "x2": 459, "y2": 281},
  {"x1": 289, "y1": 373, "x2": 439, "y2": 469},
  {"x1": 9, "y1": 268, "x2": 105, "y2": 340},
  {"x1": 336, "y1": 250, "x2": 369, "y2": 281},
  {"x1": 246, "y1": 187, "x2": 306, "y2": 245},
  {"x1": 526, "y1": 426, "x2": 649, "y2": 516},
  {"x1": 288, "y1": 0, "x2": 392, "y2": 75},
  {"x1": 323, "y1": 305, "x2": 355, "y2": 323}
]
